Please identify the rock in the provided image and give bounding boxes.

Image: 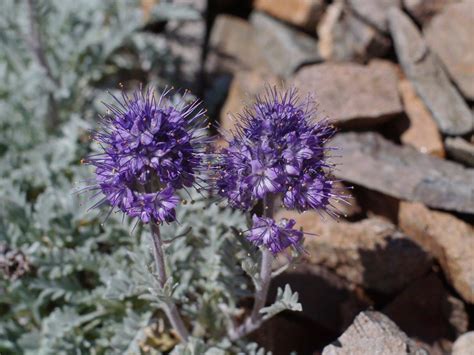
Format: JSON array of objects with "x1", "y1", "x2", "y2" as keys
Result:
[
  {"x1": 205, "y1": 15, "x2": 270, "y2": 75},
  {"x1": 250, "y1": 11, "x2": 322, "y2": 78},
  {"x1": 293, "y1": 60, "x2": 402, "y2": 127},
  {"x1": 384, "y1": 273, "x2": 468, "y2": 350},
  {"x1": 403, "y1": 0, "x2": 460, "y2": 25},
  {"x1": 317, "y1": 1, "x2": 391, "y2": 62},
  {"x1": 452, "y1": 332, "x2": 474, "y2": 355},
  {"x1": 398, "y1": 202, "x2": 474, "y2": 303},
  {"x1": 270, "y1": 264, "x2": 371, "y2": 333},
  {"x1": 347, "y1": 0, "x2": 401, "y2": 32},
  {"x1": 322, "y1": 311, "x2": 426, "y2": 355},
  {"x1": 424, "y1": 1, "x2": 474, "y2": 100},
  {"x1": 276, "y1": 211, "x2": 432, "y2": 294},
  {"x1": 163, "y1": 0, "x2": 206, "y2": 91},
  {"x1": 219, "y1": 70, "x2": 280, "y2": 132},
  {"x1": 388, "y1": 7, "x2": 472, "y2": 135},
  {"x1": 330, "y1": 132, "x2": 474, "y2": 213},
  {"x1": 399, "y1": 79, "x2": 445, "y2": 157},
  {"x1": 445, "y1": 137, "x2": 474, "y2": 167},
  {"x1": 254, "y1": 0, "x2": 325, "y2": 31}
]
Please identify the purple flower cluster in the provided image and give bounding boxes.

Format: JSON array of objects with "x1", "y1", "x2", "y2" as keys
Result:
[
  {"x1": 87, "y1": 88, "x2": 208, "y2": 224},
  {"x1": 216, "y1": 87, "x2": 336, "y2": 212},
  {"x1": 215, "y1": 87, "x2": 338, "y2": 253},
  {"x1": 247, "y1": 215, "x2": 303, "y2": 255}
]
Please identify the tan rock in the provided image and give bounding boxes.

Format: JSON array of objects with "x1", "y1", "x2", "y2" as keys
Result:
[
  {"x1": 293, "y1": 60, "x2": 402, "y2": 127},
  {"x1": 322, "y1": 311, "x2": 426, "y2": 354},
  {"x1": 205, "y1": 15, "x2": 270, "y2": 75},
  {"x1": 424, "y1": 1, "x2": 474, "y2": 100},
  {"x1": 399, "y1": 79, "x2": 445, "y2": 157},
  {"x1": 398, "y1": 201, "x2": 474, "y2": 303},
  {"x1": 254, "y1": 0, "x2": 325, "y2": 31},
  {"x1": 219, "y1": 71, "x2": 281, "y2": 133},
  {"x1": 276, "y1": 211, "x2": 432, "y2": 293},
  {"x1": 452, "y1": 332, "x2": 474, "y2": 355}
]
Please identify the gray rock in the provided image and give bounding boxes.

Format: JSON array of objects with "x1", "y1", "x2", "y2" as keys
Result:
[
  {"x1": 317, "y1": 1, "x2": 391, "y2": 62},
  {"x1": 388, "y1": 7, "x2": 473, "y2": 135},
  {"x1": 445, "y1": 137, "x2": 474, "y2": 167},
  {"x1": 293, "y1": 60, "x2": 402, "y2": 127},
  {"x1": 329, "y1": 132, "x2": 474, "y2": 213},
  {"x1": 322, "y1": 311, "x2": 426, "y2": 355},
  {"x1": 205, "y1": 15, "x2": 271, "y2": 75},
  {"x1": 250, "y1": 11, "x2": 322, "y2": 78},
  {"x1": 424, "y1": 1, "x2": 474, "y2": 100},
  {"x1": 403, "y1": 0, "x2": 459, "y2": 25},
  {"x1": 347, "y1": 0, "x2": 401, "y2": 32}
]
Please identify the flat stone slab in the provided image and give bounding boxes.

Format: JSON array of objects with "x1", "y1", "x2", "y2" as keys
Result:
[
  {"x1": 347, "y1": 0, "x2": 401, "y2": 32},
  {"x1": 424, "y1": 1, "x2": 474, "y2": 100},
  {"x1": 330, "y1": 132, "x2": 474, "y2": 213},
  {"x1": 293, "y1": 60, "x2": 402, "y2": 127},
  {"x1": 388, "y1": 7, "x2": 473, "y2": 135},
  {"x1": 445, "y1": 137, "x2": 474, "y2": 167},
  {"x1": 250, "y1": 11, "x2": 322, "y2": 78}
]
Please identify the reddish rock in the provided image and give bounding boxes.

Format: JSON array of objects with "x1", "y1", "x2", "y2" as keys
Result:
[
  {"x1": 383, "y1": 273, "x2": 468, "y2": 352},
  {"x1": 398, "y1": 202, "x2": 474, "y2": 303},
  {"x1": 424, "y1": 1, "x2": 474, "y2": 100},
  {"x1": 322, "y1": 311, "x2": 426, "y2": 354},
  {"x1": 293, "y1": 60, "x2": 402, "y2": 127},
  {"x1": 317, "y1": 1, "x2": 390, "y2": 62},
  {"x1": 399, "y1": 79, "x2": 445, "y2": 157},
  {"x1": 254, "y1": 0, "x2": 325, "y2": 31},
  {"x1": 275, "y1": 211, "x2": 432, "y2": 294},
  {"x1": 219, "y1": 70, "x2": 280, "y2": 132}
]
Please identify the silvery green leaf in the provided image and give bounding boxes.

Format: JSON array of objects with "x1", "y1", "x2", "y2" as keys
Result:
[{"x1": 260, "y1": 284, "x2": 302, "y2": 320}]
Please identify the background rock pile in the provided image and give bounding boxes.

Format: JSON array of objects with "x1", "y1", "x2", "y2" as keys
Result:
[{"x1": 194, "y1": 0, "x2": 474, "y2": 353}]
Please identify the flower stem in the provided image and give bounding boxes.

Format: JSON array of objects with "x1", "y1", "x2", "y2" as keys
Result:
[
  {"x1": 149, "y1": 222, "x2": 190, "y2": 342},
  {"x1": 229, "y1": 195, "x2": 275, "y2": 340}
]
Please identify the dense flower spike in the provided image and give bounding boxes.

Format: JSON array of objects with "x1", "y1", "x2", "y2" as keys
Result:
[
  {"x1": 85, "y1": 87, "x2": 208, "y2": 224},
  {"x1": 247, "y1": 215, "x2": 303, "y2": 255},
  {"x1": 216, "y1": 87, "x2": 338, "y2": 214}
]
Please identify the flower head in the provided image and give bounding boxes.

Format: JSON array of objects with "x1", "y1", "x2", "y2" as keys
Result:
[
  {"x1": 215, "y1": 87, "x2": 337, "y2": 213},
  {"x1": 247, "y1": 215, "x2": 303, "y2": 254},
  {"x1": 85, "y1": 87, "x2": 208, "y2": 224}
]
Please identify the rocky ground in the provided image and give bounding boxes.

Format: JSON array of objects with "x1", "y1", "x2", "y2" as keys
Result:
[{"x1": 159, "y1": 0, "x2": 474, "y2": 353}]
